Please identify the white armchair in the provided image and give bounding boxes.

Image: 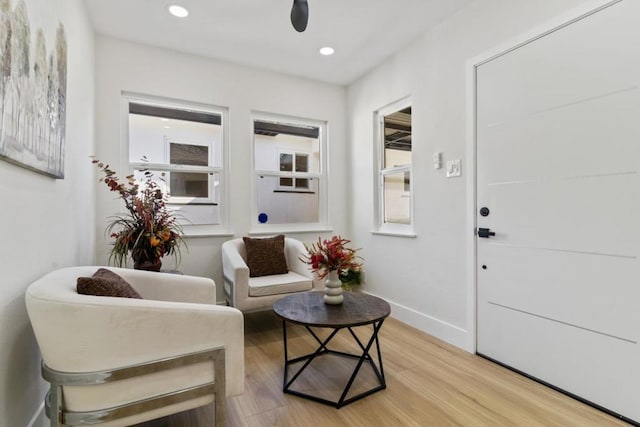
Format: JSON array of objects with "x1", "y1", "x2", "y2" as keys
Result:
[
  {"x1": 222, "y1": 237, "x2": 322, "y2": 312},
  {"x1": 25, "y1": 266, "x2": 244, "y2": 427}
]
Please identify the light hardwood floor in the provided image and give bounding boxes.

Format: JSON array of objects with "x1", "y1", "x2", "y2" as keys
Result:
[{"x1": 138, "y1": 310, "x2": 630, "y2": 427}]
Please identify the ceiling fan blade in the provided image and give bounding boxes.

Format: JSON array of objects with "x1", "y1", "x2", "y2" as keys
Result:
[{"x1": 291, "y1": 0, "x2": 309, "y2": 32}]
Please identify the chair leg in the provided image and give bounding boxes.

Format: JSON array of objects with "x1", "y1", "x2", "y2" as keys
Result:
[
  {"x1": 47, "y1": 385, "x2": 62, "y2": 427},
  {"x1": 215, "y1": 397, "x2": 225, "y2": 426},
  {"x1": 214, "y1": 349, "x2": 226, "y2": 426}
]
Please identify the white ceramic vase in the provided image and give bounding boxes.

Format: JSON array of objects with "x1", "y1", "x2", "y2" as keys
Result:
[{"x1": 324, "y1": 270, "x2": 343, "y2": 305}]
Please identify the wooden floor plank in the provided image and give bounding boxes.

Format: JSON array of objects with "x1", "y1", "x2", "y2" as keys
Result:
[{"x1": 136, "y1": 311, "x2": 630, "y2": 426}]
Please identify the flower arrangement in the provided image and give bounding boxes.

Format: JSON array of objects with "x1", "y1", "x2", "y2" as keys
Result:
[
  {"x1": 301, "y1": 235, "x2": 362, "y2": 280},
  {"x1": 92, "y1": 157, "x2": 185, "y2": 270}
]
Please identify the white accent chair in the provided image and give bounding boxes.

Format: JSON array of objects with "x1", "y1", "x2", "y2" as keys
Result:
[
  {"x1": 25, "y1": 266, "x2": 244, "y2": 427},
  {"x1": 222, "y1": 237, "x2": 321, "y2": 312}
]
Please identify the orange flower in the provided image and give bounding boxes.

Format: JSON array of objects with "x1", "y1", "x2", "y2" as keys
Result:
[{"x1": 149, "y1": 236, "x2": 161, "y2": 247}]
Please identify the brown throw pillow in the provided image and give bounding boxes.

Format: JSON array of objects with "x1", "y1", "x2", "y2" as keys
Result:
[
  {"x1": 77, "y1": 268, "x2": 143, "y2": 299},
  {"x1": 243, "y1": 235, "x2": 289, "y2": 277}
]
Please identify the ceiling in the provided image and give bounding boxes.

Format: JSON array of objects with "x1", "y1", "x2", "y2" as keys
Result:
[{"x1": 83, "y1": 0, "x2": 472, "y2": 85}]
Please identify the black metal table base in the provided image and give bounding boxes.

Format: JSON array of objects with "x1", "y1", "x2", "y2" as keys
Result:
[{"x1": 281, "y1": 319, "x2": 386, "y2": 408}]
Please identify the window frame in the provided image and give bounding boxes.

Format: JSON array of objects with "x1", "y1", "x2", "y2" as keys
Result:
[
  {"x1": 170, "y1": 139, "x2": 214, "y2": 204},
  {"x1": 277, "y1": 150, "x2": 311, "y2": 191},
  {"x1": 138, "y1": 137, "x2": 217, "y2": 205},
  {"x1": 122, "y1": 93, "x2": 231, "y2": 236},
  {"x1": 373, "y1": 97, "x2": 416, "y2": 237},
  {"x1": 251, "y1": 112, "x2": 329, "y2": 233}
]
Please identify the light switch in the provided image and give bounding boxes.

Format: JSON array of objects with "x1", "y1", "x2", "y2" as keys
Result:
[
  {"x1": 446, "y1": 159, "x2": 461, "y2": 177},
  {"x1": 433, "y1": 152, "x2": 442, "y2": 169}
]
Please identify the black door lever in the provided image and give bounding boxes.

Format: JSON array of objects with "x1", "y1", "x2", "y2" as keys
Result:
[{"x1": 477, "y1": 228, "x2": 495, "y2": 238}]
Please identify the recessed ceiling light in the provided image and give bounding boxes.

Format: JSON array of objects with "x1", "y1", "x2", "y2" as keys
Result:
[
  {"x1": 168, "y1": 5, "x2": 189, "y2": 18},
  {"x1": 319, "y1": 47, "x2": 335, "y2": 56}
]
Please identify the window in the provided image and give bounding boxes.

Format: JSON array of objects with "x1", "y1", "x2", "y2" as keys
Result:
[
  {"x1": 125, "y1": 95, "x2": 229, "y2": 233},
  {"x1": 252, "y1": 114, "x2": 328, "y2": 230},
  {"x1": 169, "y1": 142, "x2": 209, "y2": 198},
  {"x1": 279, "y1": 152, "x2": 309, "y2": 190},
  {"x1": 374, "y1": 98, "x2": 414, "y2": 235}
]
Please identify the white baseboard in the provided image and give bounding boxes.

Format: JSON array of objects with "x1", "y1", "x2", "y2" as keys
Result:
[
  {"x1": 221, "y1": 291, "x2": 471, "y2": 352},
  {"x1": 26, "y1": 401, "x2": 45, "y2": 427},
  {"x1": 371, "y1": 293, "x2": 470, "y2": 352}
]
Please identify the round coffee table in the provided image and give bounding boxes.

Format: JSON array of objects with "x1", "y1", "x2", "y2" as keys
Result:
[{"x1": 273, "y1": 291, "x2": 391, "y2": 408}]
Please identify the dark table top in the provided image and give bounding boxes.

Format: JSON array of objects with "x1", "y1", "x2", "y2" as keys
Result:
[{"x1": 273, "y1": 291, "x2": 391, "y2": 328}]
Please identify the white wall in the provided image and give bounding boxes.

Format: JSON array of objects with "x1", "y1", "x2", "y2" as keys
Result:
[
  {"x1": 347, "y1": 0, "x2": 592, "y2": 350},
  {"x1": 0, "y1": 0, "x2": 95, "y2": 425},
  {"x1": 94, "y1": 37, "x2": 347, "y2": 302}
]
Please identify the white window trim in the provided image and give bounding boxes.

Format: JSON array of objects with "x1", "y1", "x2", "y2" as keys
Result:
[
  {"x1": 166, "y1": 137, "x2": 217, "y2": 204},
  {"x1": 250, "y1": 111, "x2": 328, "y2": 233},
  {"x1": 121, "y1": 92, "x2": 231, "y2": 236},
  {"x1": 373, "y1": 96, "x2": 415, "y2": 237}
]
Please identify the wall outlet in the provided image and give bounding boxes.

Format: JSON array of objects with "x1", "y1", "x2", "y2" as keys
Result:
[{"x1": 446, "y1": 159, "x2": 461, "y2": 177}]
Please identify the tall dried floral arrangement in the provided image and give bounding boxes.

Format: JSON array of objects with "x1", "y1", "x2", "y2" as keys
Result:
[{"x1": 92, "y1": 157, "x2": 185, "y2": 269}]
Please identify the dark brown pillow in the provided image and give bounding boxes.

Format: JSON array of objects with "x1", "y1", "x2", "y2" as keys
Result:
[
  {"x1": 77, "y1": 268, "x2": 143, "y2": 299},
  {"x1": 243, "y1": 235, "x2": 289, "y2": 277}
]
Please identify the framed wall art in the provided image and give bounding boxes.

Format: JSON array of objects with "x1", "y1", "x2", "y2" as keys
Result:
[{"x1": 0, "y1": 0, "x2": 67, "y2": 178}]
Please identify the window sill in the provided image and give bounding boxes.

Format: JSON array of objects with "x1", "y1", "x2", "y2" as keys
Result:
[
  {"x1": 249, "y1": 225, "x2": 333, "y2": 236},
  {"x1": 185, "y1": 231, "x2": 235, "y2": 238},
  {"x1": 168, "y1": 202, "x2": 219, "y2": 206},
  {"x1": 182, "y1": 224, "x2": 234, "y2": 238},
  {"x1": 371, "y1": 230, "x2": 417, "y2": 238}
]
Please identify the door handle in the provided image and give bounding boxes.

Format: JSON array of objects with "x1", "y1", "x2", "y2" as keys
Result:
[{"x1": 477, "y1": 228, "x2": 495, "y2": 238}]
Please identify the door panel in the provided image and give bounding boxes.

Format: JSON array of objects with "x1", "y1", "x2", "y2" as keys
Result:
[
  {"x1": 477, "y1": 0, "x2": 640, "y2": 421},
  {"x1": 480, "y1": 244, "x2": 637, "y2": 340},
  {"x1": 488, "y1": 175, "x2": 638, "y2": 256},
  {"x1": 480, "y1": 88, "x2": 640, "y2": 185}
]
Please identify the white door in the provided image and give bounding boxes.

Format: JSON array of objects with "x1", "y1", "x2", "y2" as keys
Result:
[{"x1": 476, "y1": 0, "x2": 640, "y2": 422}]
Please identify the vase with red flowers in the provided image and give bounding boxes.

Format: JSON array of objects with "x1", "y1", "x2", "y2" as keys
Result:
[{"x1": 301, "y1": 236, "x2": 362, "y2": 304}]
